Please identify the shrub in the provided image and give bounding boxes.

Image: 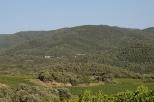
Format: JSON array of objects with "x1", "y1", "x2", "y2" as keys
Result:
[
  {"x1": 38, "y1": 70, "x2": 51, "y2": 82},
  {"x1": 57, "y1": 88, "x2": 71, "y2": 101}
]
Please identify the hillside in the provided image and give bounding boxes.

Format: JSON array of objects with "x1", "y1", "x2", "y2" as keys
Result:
[
  {"x1": 0, "y1": 25, "x2": 153, "y2": 56},
  {"x1": 0, "y1": 25, "x2": 153, "y2": 75},
  {"x1": 143, "y1": 27, "x2": 154, "y2": 33},
  {"x1": 0, "y1": 34, "x2": 13, "y2": 48}
]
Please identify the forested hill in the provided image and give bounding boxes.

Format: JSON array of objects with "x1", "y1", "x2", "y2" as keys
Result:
[
  {"x1": 0, "y1": 25, "x2": 154, "y2": 56},
  {"x1": 143, "y1": 27, "x2": 154, "y2": 33}
]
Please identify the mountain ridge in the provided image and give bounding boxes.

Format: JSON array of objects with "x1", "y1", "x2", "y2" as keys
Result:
[{"x1": 0, "y1": 25, "x2": 153, "y2": 56}]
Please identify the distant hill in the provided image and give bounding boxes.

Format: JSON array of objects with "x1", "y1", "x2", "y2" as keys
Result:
[
  {"x1": 0, "y1": 34, "x2": 12, "y2": 48},
  {"x1": 143, "y1": 27, "x2": 154, "y2": 33},
  {"x1": 0, "y1": 34, "x2": 26, "y2": 48},
  {"x1": 0, "y1": 25, "x2": 154, "y2": 74},
  {"x1": 0, "y1": 25, "x2": 153, "y2": 56}
]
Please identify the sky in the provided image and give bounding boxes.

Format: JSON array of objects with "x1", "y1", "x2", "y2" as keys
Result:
[{"x1": 0, "y1": 0, "x2": 154, "y2": 34}]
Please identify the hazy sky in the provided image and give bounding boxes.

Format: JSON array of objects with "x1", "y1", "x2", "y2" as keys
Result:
[{"x1": 0, "y1": 0, "x2": 154, "y2": 34}]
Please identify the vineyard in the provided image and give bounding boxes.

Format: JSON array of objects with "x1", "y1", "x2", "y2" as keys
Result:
[{"x1": 68, "y1": 86, "x2": 154, "y2": 102}]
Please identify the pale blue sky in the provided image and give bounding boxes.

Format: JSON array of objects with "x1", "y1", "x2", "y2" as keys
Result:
[{"x1": 0, "y1": 0, "x2": 154, "y2": 34}]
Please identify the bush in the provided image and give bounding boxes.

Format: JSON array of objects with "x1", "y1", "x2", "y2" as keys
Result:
[
  {"x1": 95, "y1": 73, "x2": 113, "y2": 83},
  {"x1": 57, "y1": 88, "x2": 71, "y2": 101},
  {"x1": 38, "y1": 70, "x2": 51, "y2": 82}
]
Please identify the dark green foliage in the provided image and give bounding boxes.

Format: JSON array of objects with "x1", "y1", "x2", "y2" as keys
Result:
[
  {"x1": 38, "y1": 70, "x2": 51, "y2": 82},
  {"x1": 95, "y1": 73, "x2": 113, "y2": 82},
  {"x1": 118, "y1": 43, "x2": 154, "y2": 63},
  {"x1": 58, "y1": 88, "x2": 71, "y2": 101}
]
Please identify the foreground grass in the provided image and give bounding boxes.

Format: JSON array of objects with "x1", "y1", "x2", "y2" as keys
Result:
[{"x1": 69, "y1": 78, "x2": 154, "y2": 95}]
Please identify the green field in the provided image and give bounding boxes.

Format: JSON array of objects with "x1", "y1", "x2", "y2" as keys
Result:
[
  {"x1": 0, "y1": 74, "x2": 154, "y2": 96},
  {"x1": 0, "y1": 74, "x2": 34, "y2": 87},
  {"x1": 69, "y1": 78, "x2": 154, "y2": 95}
]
